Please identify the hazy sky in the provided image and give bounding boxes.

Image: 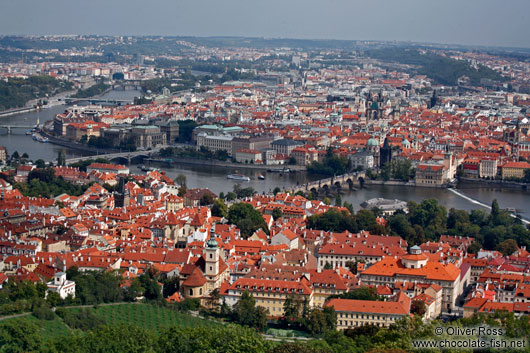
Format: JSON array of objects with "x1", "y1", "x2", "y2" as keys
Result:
[{"x1": 1, "y1": 0, "x2": 529, "y2": 48}]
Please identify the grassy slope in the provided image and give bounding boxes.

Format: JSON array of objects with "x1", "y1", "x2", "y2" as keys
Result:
[{"x1": 5, "y1": 303, "x2": 220, "y2": 340}]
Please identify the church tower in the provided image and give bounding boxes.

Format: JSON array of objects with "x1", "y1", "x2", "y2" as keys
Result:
[
  {"x1": 379, "y1": 137, "x2": 392, "y2": 168},
  {"x1": 204, "y1": 225, "x2": 220, "y2": 277}
]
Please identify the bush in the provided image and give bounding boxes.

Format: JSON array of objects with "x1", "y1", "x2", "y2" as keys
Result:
[
  {"x1": 55, "y1": 308, "x2": 106, "y2": 331},
  {"x1": 32, "y1": 304, "x2": 55, "y2": 320}
]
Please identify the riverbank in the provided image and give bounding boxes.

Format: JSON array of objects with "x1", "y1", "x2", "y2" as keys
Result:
[
  {"x1": 0, "y1": 106, "x2": 38, "y2": 118},
  {"x1": 40, "y1": 128, "x2": 120, "y2": 156},
  {"x1": 365, "y1": 179, "x2": 416, "y2": 187},
  {"x1": 458, "y1": 177, "x2": 528, "y2": 190},
  {"x1": 155, "y1": 156, "x2": 306, "y2": 171}
]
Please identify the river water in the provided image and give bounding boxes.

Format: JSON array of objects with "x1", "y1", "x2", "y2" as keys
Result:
[{"x1": 1, "y1": 89, "x2": 528, "y2": 220}]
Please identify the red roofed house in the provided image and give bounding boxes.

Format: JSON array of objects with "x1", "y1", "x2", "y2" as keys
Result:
[
  {"x1": 326, "y1": 291, "x2": 411, "y2": 329},
  {"x1": 501, "y1": 161, "x2": 530, "y2": 180},
  {"x1": 271, "y1": 229, "x2": 299, "y2": 250},
  {"x1": 87, "y1": 163, "x2": 129, "y2": 175},
  {"x1": 360, "y1": 246, "x2": 468, "y2": 312}
]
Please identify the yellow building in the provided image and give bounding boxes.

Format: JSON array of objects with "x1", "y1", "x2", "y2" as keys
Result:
[
  {"x1": 224, "y1": 278, "x2": 313, "y2": 317},
  {"x1": 501, "y1": 161, "x2": 530, "y2": 180},
  {"x1": 326, "y1": 292, "x2": 411, "y2": 329}
]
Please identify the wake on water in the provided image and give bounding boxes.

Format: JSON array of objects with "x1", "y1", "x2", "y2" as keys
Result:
[{"x1": 448, "y1": 188, "x2": 529, "y2": 225}]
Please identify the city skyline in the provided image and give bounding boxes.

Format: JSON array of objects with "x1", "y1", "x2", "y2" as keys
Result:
[{"x1": 1, "y1": 0, "x2": 529, "y2": 49}]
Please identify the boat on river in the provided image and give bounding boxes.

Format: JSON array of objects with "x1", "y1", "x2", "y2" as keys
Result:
[{"x1": 227, "y1": 174, "x2": 251, "y2": 181}]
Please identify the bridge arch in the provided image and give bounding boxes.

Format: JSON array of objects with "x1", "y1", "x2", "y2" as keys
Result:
[
  {"x1": 110, "y1": 156, "x2": 129, "y2": 164},
  {"x1": 358, "y1": 176, "x2": 365, "y2": 188}
]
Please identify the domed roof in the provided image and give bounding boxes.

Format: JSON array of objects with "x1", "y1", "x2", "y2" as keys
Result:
[
  {"x1": 402, "y1": 138, "x2": 411, "y2": 146},
  {"x1": 366, "y1": 138, "x2": 379, "y2": 147},
  {"x1": 206, "y1": 236, "x2": 218, "y2": 248}
]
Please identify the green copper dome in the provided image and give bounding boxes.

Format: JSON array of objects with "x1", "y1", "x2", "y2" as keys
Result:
[{"x1": 366, "y1": 138, "x2": 379, "y2": 147}]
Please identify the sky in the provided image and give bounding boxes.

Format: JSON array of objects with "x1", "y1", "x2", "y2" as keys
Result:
[{"x1": 1, "y1": 0, "x2": 529, "y2": 48}]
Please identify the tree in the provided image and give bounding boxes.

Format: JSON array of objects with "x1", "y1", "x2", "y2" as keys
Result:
[
  {"x1": 175, "y1": 174, "x2": 187, "y2": 189},
  {"x1": 137, "y1": 267, "x2": 162, "y2": 301},
  {"x1": 497, "y1": 239, "x2": 518, "y2": 256},
  {"x1": 467, "y1": 241, "x2": 482, "y2": 254},
  {"x1": 356, "y1": 209, "x2": 377, "y2": 231},
  {"x1": 228, "y1": 203, "x2": 268, "y2": 238},
  {"x1": 335, "y1": 195, "x2": 342, "y2": 207},
  {"x1": 305, "y1": 308, "x2": 328, "y2": 335},
  {"x1": 343, "y1": 202, "x2": 354, "y2": 215},
  {"x1": 57, "y1": 150, "x2": 66, "y2": 166},
  {"x1": 232, "y1": 291, "x2": 268, "y2": 331},
  {"x1": 200, "y1": 193, "x2": 215, "y2": 206},
  {"x1": 283, "y1": 294, "x2": 302, "y2": 324},
  {"x1": 272, "y1": 207, "x2": 283, "y2": 220},
  {"x1": 273, "y1": 187, "x2": 281, "y2": 195},
  {"x1": 225, "y1": 192, "x2": 236, "y2": 201},
  {"x1": 34, "y1": 159, "x2": 46, "y2": 169},
  {"x1": 329, "y1": 286, "x2": 381, "y2": 301},
  {"x1": 410, "y1": 300, "x2": 427, "y2": 316},
  {"x1": 380, "y1": 162, "x2": 391, "y2": 181},
  {"x1": 307, "y1": 208, "x2": 358, "y2": 233},
  {"x1": 11, "y1": 151, "x2": 19, "y2": 160},
  {"x1": 211, "y1": 199, "x2": 228, "y2": 218},
  {"x1": 0, "y1": 319, "x2": 43, "y2": 352}
]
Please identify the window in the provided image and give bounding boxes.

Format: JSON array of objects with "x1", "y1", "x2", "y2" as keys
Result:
[{"x1": 189, "y1": 289, "x2": 193, "y2": 295}]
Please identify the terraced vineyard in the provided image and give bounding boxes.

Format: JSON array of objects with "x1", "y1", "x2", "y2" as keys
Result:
[
  {"x1": 72, "y1": 304, "x2": 221, "y2": 332},
  {"x1": 3, "y1": 303, "x2": 221, "y2": 340}
]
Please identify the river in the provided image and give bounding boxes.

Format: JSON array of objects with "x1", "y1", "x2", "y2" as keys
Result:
[
  {"x1": 0, "y1": 89, "x2": 141, "y2": 161},
  {"x1": 1, "y1": 89, "x2": 528, "y2": 220}
]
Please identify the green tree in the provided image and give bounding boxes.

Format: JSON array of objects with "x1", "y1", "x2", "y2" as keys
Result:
[
  {"x1": 175, "y1": 173, "x2": 187, "y2": 189},
  {"x1": 57, "y1": 150, "x2": 66, "y2": 166},
  {"x1": 0, "y1": 319, "x2": 43, "y2": 353},
  {"x1": 228, "y1": 203, "x2": 268, "y2": 238},
  {"x1": 496, "y1": 239, "x2": 518, "y2": 256},
  {"x1": 283, "y1": 294, "x2": 302, "y2": 324},
  {"x1": 231, "y1": 291, "x2": 268, "y2": 331},
  {"x1": 272, "y1": 207, "x2": 283, "y2": 220},
  {"x1": 211, "y1": 199, "x2": 228, "y2": 218},
  {"x1": 329, "y1": 286, "x2": 381, "y2": 301},
  {"x1": 200, "y1": 193, "x2": 215, "y2": 206},
  {"x1": 34, "y1": 159, "x2": 46, "y2": 169},
  {"x1": 225, "y1": 192, "x2": 236, "y2": 201},
  {"x1": 273, "y1": 187, "x2": 282, "y2": 195},
  {"x1": 335, "y1": 195, "x2": 342, "y2": 207},
  {"x1": 410, "y1": 301, "x2": 427, "y2": 316},
  {"x1": 343, "y1": 202, "x2": 354, "y2": 215},
  {"x1": 137, "y1": 267, "x2": 162, "y2": 301}
]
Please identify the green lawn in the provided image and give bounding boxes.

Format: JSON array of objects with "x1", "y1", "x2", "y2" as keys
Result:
[{"x1": 70, "y1": 304, "x2": 221, "y2": 332}]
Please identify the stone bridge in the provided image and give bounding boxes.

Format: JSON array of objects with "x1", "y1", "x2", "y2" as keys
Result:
[
  {"x1": 288, "y1": 171, "x2": 366, "y2": 195},
  {"x1": 65, "y1": 146, "x2": 167, "y2": 165}
]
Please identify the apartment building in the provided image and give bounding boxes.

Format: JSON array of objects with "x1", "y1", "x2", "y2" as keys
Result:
[{"x1": 326, "y1": 292, "x2": 411, "y2": 329}]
